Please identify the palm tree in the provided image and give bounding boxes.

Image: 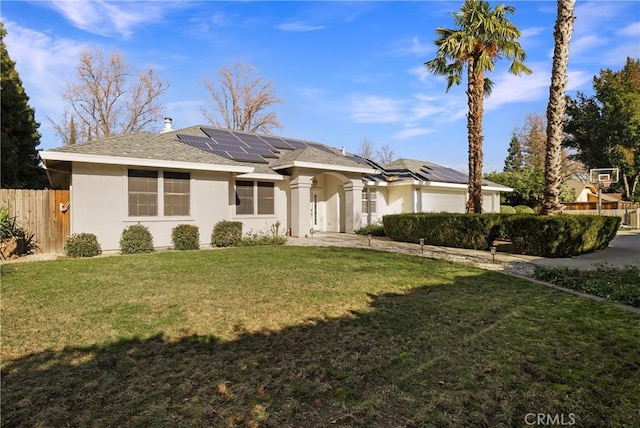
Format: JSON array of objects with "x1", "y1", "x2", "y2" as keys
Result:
[
  {"x1": 541, "y1": 0, "x2": 575, "y2": 216},
  {"x1": 425, "y1": 0, "x2": 531, "y2": 213}
]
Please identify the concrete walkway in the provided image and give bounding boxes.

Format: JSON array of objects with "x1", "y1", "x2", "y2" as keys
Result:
[{"x1": 288, "y1": 229, "x2": 640, "y2": 271}]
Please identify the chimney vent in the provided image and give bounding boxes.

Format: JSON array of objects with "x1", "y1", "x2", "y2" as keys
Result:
[{"x1": 161, "y1": 117, "x2": 172, "y2": 133}]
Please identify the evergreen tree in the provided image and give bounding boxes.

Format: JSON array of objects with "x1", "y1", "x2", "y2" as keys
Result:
[
  {"x1": 504, "y1": 133, "x2": 524, "y2": 171},
  {"x1": 1, "y1": 23, "x2": 47, "y2": 189}
]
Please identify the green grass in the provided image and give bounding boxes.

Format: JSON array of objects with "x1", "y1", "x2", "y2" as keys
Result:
[{"x1": 2, "y1": 247, "x2": 639, "y2": 427}]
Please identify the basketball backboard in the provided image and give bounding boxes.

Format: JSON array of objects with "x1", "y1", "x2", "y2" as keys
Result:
[{"x1": 590, "y1": 168, "x2": 619, "y2": 188}]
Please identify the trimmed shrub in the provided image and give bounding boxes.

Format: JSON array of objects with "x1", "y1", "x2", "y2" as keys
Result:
[
  {"x1": 211, "y1": 221, "x2": 242, "y2": 247},
  {"x1": 382, "y1": 213, "x2": 506, "y2": 250},
  {"x1": 514, "y1": 205, "x2": 535, "y2": 214},
  {"x1": 354, "y1": 223, "x2": 386, "y2": 236},
  {"x1": 500, "y1": 205, "x2": 517, "y2": 214},
  {"x1": 64, "y1": 233, "x2": 102, "y2": 258},
  {"x1": 504, "y1": 215, "x2": 620, "y2": 258},
  {"x1": 171, "y1": 224, "x2": 200, "y2": 250},
  {"x1": 120, "y1": 224, "x2": 155, "y2": 254}
]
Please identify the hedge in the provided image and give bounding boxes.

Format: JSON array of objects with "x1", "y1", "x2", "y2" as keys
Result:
[
  {"x1": 382, "y1": 213, "x2": 506, "y2": 250},
  {"x1": 504, "y1": 215, "x2": 620, "y2": 258}
]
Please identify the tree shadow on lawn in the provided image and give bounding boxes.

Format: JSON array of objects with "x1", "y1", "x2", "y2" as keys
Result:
[{"x1": 2, "y1": 272, "x2": 639, "y2": 428}]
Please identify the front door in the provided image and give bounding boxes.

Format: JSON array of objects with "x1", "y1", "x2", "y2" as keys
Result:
[{"x1": 310, "y1": 190, "x2": 322, "y2": 231}]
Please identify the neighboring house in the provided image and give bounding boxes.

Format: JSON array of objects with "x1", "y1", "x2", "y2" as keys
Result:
[
  {"x1": 566, "y1": 179, "x2": 621, "y2": 203},
  {"x1": 40, "y1": 122, "x2": 512, "y2": 251}
]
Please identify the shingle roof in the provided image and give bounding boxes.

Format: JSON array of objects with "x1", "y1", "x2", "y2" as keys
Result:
[
  {"x1": 270, "y1": 146, "x2": 367, "y2": 169},
  {"x1": 48, "y1": 127, "x2": 239, "y2": 166}
]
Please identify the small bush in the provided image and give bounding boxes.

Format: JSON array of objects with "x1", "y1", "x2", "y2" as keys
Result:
[
  {"x1": 120, "y1": 224, "x2": 155, "y2": 254},
  {"x1": 354, "y1": 223, "x2": 386, "y2": 236},
  {"x1": 171, "y1": 224, "x2": 200, "y2": 251},
  {"x1": 65, "y1": 233, "x2": 102, "y2": 258},
  {"x1": 504, "y1": 215, "x2": 620, "y2": 257},
  {"x1": 514, "y1": 205, "x2": 535, "y2": 214},
  {"x1": 500, "y1": 205, "x2": 517, "y2": 214},
  {"x1": 382, "y1": 213, "x2": 506, "y2": 250},
  {"x1": 237, "y1": 232, "x2": 288, "y2": 247},
  {"x1": 211, "y1": 221, "x2": 242, "y2": 247}
]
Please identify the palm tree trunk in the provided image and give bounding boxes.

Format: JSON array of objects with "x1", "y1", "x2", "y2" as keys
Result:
[
  {"x1": 541, "y1": 0, "x2": 575, "y2": 216},
  {"x1": 466, "y1": 59, "x2": 484, "y2": 213}
]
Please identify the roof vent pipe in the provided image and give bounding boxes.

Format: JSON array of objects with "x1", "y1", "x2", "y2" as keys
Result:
[
  {"x1": 341, "y1": 146, "x2": 346, "y2": 155},
  {"x1": 161, "y1": 117, "x2": 172, "y2": 133}
]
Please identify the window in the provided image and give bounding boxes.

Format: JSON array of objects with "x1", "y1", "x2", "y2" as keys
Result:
[
  {"x1": 235, "y1": 181, "x2": 275, "y2": 215},
  {"x1": 128, "y1": 169, "x2": 158, "y2": 216},
  {"x1": 236, "y1": 181, "x2": 254, "y2": 215},
  {"x1": 164, "y1": 172, "x2": 190, "y2": 216},
  {"x1": 362, "y1": 189, "x2": 377, "y2": 214},
  {"x1": 257, "y1": 182, "x2": 274, "y2": 214}
]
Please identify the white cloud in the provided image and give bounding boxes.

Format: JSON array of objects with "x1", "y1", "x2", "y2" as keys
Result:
[
  {"x1": 571, "y1": 35, "x2": 608, "y2": 58},
  {"x1": 407, "y1": 65, "x2": 429, "y2": 82},
  {"x1": 484, "y1": 63, "x2": 551, "y2": 111},
  {"x1": 275, "y1": 22, "x2": 324, "y2": 32},
  {"x1": 618, "y1": 22, "x2": 640, "y2": 37},
  {"x1": 393, "y1": 127, "x2": 435, "y2": 139},
  {"x1": 4, "y1": 20, "x2": 90, "y2": 146},
  {"x1": 350, "y1": 95, "x2": 405, "y2": 123},
  {"x1": 46, "y1": 0, "x2": 180, "y2": 38},
  {"x1": 386, "y1": 36, "x2": 433, "y2": 56}
]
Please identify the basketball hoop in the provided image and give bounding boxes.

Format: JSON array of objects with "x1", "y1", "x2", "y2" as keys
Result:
[{"x1": 590, "y1": 167, "x2": 619, "y2": 216}]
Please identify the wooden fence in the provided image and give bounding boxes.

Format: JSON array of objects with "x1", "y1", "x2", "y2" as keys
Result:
[
  {"x1": 563, "y1": 208, "x2": 640, "y2": 229},
  {"x1": 0, "y1": 189, "x2": 70, "y2": 253}
]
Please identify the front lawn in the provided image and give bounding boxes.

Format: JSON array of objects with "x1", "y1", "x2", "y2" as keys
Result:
[{"x1": 2, "y1": 247, "x2": 639, "y2": 427}]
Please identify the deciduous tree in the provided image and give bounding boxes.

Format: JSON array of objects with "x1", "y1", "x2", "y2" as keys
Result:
[
  {"x1": 201, "y1": 62, "x2": 282, "y2": 134},
  {"x1": 1, "y1": 23, "x2": 47, "y2": 189},
  {"x1": 564, "y1": 57, "x2": 640, "y2": 201},
  {"x1": 425, "y1": 0, "x2": 531, "y2": 213},
  {"x1": 53, "y1": 49, "x2": 167, "y2": 144}
]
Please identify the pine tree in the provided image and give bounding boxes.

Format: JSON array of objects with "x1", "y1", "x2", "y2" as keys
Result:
[
  {"x1": 1, "y1": 23, "x2": 48, "y2": 189},
  {"x1": 504, "y1": 133, "x2": 524, "y2": 171}
]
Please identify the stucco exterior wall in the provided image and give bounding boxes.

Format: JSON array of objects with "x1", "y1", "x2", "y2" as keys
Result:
[
  {"x1": 70, "y1": 162, "x2": 288, "y2": 251},
  {"x1": 421, "y1": 188, "x2": 467, "y2": 213},
  {"x1": 71, "y1": 163, "x2": 126, "y2": 251}
]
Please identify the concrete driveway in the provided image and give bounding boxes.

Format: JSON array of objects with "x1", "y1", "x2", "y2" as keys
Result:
[{"x1": 529, "y1": 229, "x2": 640, "y2": 270}]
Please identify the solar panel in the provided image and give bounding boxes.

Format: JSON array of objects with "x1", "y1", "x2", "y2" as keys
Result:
[
  {"x1": 228, "y1": 152, "x2": 269, "y2": 164},
  {"x1": 201, "y1": 127, "x2": 236, "y2": 141},
  {"x1": 210, "y1": 143, "x2": 248, "y2": 153},
  {"x1": 259, "y1": 136, "x2": 296, "y2": 150},
  {"x1": 250, "y1": 148, "x2": 279, "y2": 158},
  {"x1": 281, "y1": 138, "x2": 308, "y2": 149}
]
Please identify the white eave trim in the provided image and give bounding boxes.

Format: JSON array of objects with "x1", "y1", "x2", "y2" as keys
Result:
[
  {"x1": 272, "y1": 161, "x2": 376, "y2": 175},
  {"x1": 363, "y1": 179, "x2": 512, "y2": 192},
  {"x1": 39, "y1": 151, "x2": 254, "y2": 173},
  {"x1": 236, "y1": 173, "x2": 289, "y2": 181}
]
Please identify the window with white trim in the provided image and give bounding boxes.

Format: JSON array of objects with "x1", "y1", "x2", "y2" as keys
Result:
[
  {"x1": 362, "y1": 189, "x2": 377, "y2": 214},
  {"x1": 235, "y1": 181, "x2": 275, "y2": 215},
  {"x1": 128, "y1": 169, "x2": 190, "y2": 217},
  {"x1": 164, "y1": 171, "x2": 190, "y2": 216},
  {"x1": 128, "y1": 169, "x2": 158, "y2": 216}
]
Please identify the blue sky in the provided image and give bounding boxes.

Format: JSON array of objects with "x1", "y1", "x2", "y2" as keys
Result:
[{"x1": 3, "y1": 1, "x2": 639, "y2": 172}]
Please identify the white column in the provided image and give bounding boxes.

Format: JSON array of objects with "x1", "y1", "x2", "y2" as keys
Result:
[
  {"x1": 343, "y1": 179, "x2": 364, "y2": 233},
  {"x1": 290, "y1": 175, "x2": 313, "y2": 237}
]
